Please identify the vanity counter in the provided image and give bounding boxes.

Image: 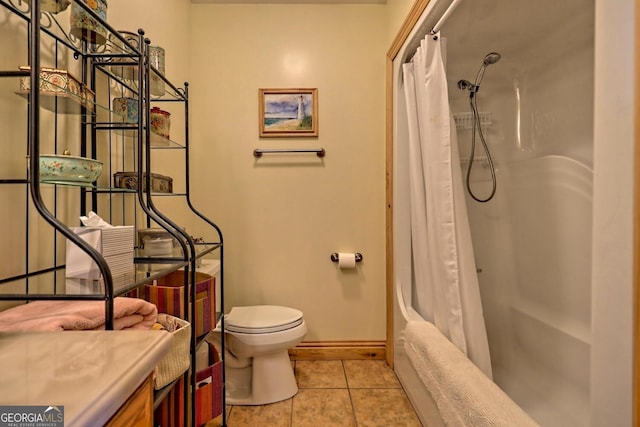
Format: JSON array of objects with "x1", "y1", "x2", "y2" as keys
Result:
[{"x1": 0, "y1": 330, "x2": 172, "y2": 426}]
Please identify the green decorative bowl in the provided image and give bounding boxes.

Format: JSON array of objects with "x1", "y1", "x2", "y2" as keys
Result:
[{"x1": 39, "y1": 154, "x2": 103, "y2": 184}]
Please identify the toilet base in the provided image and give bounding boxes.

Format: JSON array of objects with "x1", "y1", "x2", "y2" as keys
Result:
[{"x1": 226, "y1": 349, "x2": 299, "y2": 405}]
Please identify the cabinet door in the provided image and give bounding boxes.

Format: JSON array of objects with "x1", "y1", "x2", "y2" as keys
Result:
[{"x1": 106, "y1": 375, "x2": 153, "y2": 427}]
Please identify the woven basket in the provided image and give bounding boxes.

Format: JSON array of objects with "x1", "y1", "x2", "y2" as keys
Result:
[{"x1": 155, "y1": 313, "x2": 191, "y2": 390}]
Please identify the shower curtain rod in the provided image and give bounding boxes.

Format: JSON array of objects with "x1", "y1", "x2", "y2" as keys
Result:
[{"x1": 430, "y1": 0, "x2": 463, "y2": 35}]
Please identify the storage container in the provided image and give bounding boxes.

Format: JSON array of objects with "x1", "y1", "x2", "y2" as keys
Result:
[
  {"x1": 195, "y1": 341, "x2": 223, "y2": 425},
  {"x1": 113, "y1": 171, "x2": 173, "y2": 193},
  {"x1": 70, "y1": 0, "x2": 108, "y2": 46},
  {"x1": 154, "y1": 314, "x2": 191, "y2": 390},
  {"x1": 144, "y1": 271, "x2": 215, "y2": 337},
  {"x1": 150, "y1": 106, "x2": 171, "y2": 139},
  {"x1": 18, "y1": 66, "x2": 96, "y2": 113}
]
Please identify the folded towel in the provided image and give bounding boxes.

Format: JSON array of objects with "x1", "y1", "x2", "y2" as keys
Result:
[
  {"x1": 404, "y1": 320, "x2": 539, "y2": 427},
  {"x1": 0, "y1": 297, "x2": 157, "y2": 331}
]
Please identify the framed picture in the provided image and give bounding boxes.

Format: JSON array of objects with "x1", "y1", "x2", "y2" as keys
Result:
[{"x1": 259, "y1": 88, "x2": 318, "y2": 138}]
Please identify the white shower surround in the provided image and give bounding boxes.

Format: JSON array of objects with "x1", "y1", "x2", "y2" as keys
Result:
[{"x1": 391, "y1": 0, "x2": 634, "y2": 426}]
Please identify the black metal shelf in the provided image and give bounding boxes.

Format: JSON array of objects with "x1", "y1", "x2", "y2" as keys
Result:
[{"x1": 0, "y1": 1, "x2": 226, "y2": 425}]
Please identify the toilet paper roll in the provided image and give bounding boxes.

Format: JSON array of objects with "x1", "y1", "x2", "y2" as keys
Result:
[{"x1": 338, "y1": 252, "x2": 357, "y2": 269}]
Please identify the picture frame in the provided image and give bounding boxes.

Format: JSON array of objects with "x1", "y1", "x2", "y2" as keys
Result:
[{"x1": 259, "y1": 88, "x2": 318, "y2": 138}]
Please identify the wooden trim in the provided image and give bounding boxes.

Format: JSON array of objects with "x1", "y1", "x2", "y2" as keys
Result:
[
  {"x1": 385, "y1": 52, "x2": 395, "y2": 369},
  {"x1": 289, "y1": 341, "x2": 386, "y2": 360},
  {"x1": 385, "y1": 0, "x2": 432, "y2": 369},
  {"x1": 387, "y1": 0, "x2": 431, "y2": 61},
  {"x1": 634, "y1": 0, "x2": 640, "y2": 423}
]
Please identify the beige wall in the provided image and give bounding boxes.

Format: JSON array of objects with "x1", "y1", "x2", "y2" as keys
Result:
[
  {"x1": 187, "y1": 3, "x2": 388, "y2": 341},
  {"x1": 108, "y1": 1, "x2": 415, "y2": 342},
  {"x1": 0, "y1": 1, "x2": 413, "y2": 340},
  {"x1": 386, "y1": 0, "x2": 415, "y2": 46},
  {"x1": 107, "y1": 1, "x2": 416, "y2": 342},
  {"x1": 108, "y1": 0, "x2": 190, "y2": 86}
]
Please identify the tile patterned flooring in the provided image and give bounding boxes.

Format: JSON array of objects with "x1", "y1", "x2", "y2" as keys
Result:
[{"x1": 208, "y1": 359, "x2": 422, "y2": 426}]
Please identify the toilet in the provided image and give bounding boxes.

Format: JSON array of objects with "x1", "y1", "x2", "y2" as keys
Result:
[{"x1": 214, "y1": 305, "x2": 307, "y2": 405}]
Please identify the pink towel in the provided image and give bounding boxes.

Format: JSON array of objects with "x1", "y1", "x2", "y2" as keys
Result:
[{"x1": 0, "y1": 297, "x2": 157, "y2": 331}]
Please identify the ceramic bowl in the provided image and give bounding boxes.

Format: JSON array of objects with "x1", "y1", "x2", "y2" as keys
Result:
[{"x1": 39, "y1": 154, "x2": 103, "y2": 184}]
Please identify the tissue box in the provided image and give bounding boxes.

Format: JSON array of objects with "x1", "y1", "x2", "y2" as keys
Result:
[{"x1": 65, "y1": 226, "x2": 135, "y2": 287}]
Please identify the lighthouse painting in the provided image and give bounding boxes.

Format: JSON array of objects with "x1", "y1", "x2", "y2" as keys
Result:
[{"x1": 259, "y1": 88, "x2": 318, "y2": 137}]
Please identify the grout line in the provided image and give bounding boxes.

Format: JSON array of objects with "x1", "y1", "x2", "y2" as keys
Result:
[
  {"x1": 343, "y1": 360, "x2": 360, "y2": 427},
  {"x1": 342, "y1": 359, "x2": 350, "y2": 389}
]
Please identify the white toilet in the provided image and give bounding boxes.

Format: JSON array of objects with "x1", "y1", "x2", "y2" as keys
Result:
[{"x1": 214, "y1": 305, "x2": 307, "y2": 405}]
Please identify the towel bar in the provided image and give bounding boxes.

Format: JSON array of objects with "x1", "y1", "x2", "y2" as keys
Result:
[{"x1": 253, "y1": 148, "x2": 325, "y2": 158}]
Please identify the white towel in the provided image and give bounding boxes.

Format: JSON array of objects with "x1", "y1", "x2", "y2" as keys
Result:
[{"x1": 404, "y1": 320, "x2": 539, "y2": 427}]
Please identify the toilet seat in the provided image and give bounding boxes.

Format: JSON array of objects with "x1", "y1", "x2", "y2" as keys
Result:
[{"x1": 226, "y1": 305, "x2": 304, "y2": 334}]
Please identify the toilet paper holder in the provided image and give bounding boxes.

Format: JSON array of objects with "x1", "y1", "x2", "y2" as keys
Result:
[{"x1": 330, "y1": 252, "x2": 363, "y2": 263}]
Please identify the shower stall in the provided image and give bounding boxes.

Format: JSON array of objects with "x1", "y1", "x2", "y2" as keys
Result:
[{"x1": 390, "y1": 0, "x2": 634, "y2": 426}]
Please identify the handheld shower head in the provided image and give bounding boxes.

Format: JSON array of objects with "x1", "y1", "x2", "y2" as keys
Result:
[
  {"x1": 483, "y1": 52, "x2": 501, "y2": 66},
  {"x1": 474, "y1": 51, "x2": 502, "y2": 89},
  {"x1": 458, "y1": 52, "x2": 502, "y2": 97}
]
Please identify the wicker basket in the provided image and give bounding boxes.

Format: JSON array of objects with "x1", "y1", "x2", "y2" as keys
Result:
[{"x1": 155, "y1": 313, "x2": 191, "y2": 390}]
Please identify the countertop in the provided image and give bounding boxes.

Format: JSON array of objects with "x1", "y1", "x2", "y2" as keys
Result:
[{"x1": 0, "y1": 330, "x2": 172, "y2": 426}]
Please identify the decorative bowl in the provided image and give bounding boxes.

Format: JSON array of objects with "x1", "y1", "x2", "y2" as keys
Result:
[{"x1": 39, "y1": 154, "x2": 103, "y2": 184}]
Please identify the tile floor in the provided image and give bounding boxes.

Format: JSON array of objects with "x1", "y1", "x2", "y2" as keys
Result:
[{"x1": 208, "y1": 359, "x2": 422, "y2": 427}]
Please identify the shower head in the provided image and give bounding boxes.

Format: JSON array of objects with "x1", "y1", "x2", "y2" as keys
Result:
[
  {"x1": 458, "y1": 52, "x2": 502, "y2": 98},
  {"x1": 483, "y1": 52, "x2": 501, "y2": 66},
  {"x1": 473, "y1": 51, "x2": 502, "y2": 91}
]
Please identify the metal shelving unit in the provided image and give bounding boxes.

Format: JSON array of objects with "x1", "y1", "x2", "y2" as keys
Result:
[{"x1": 0, "y1": 1, "x2": 225, "y2": 425}]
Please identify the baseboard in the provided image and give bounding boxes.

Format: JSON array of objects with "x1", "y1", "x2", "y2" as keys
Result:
[{"x1": 288, "y1": 341, "x2": 386, "y2": 360}]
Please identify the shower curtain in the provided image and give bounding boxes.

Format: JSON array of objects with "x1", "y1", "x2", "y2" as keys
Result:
[{"x1": 402, "y1": 33, "x2": 493, "y2": 378}]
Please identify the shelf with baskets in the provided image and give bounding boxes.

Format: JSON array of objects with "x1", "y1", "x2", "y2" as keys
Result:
[{"x1": 0, "y1": 1, "x2": 225, "y2": 426}]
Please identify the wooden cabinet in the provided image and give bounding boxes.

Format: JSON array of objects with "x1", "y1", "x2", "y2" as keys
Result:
[{"x1": 107, "y1": 376, "x2": 154, "y2": 427}]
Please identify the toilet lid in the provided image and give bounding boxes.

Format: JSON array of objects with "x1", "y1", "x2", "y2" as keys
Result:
[{"x1": 225, "y1": 305, "x2": 304, "y2": 334}]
